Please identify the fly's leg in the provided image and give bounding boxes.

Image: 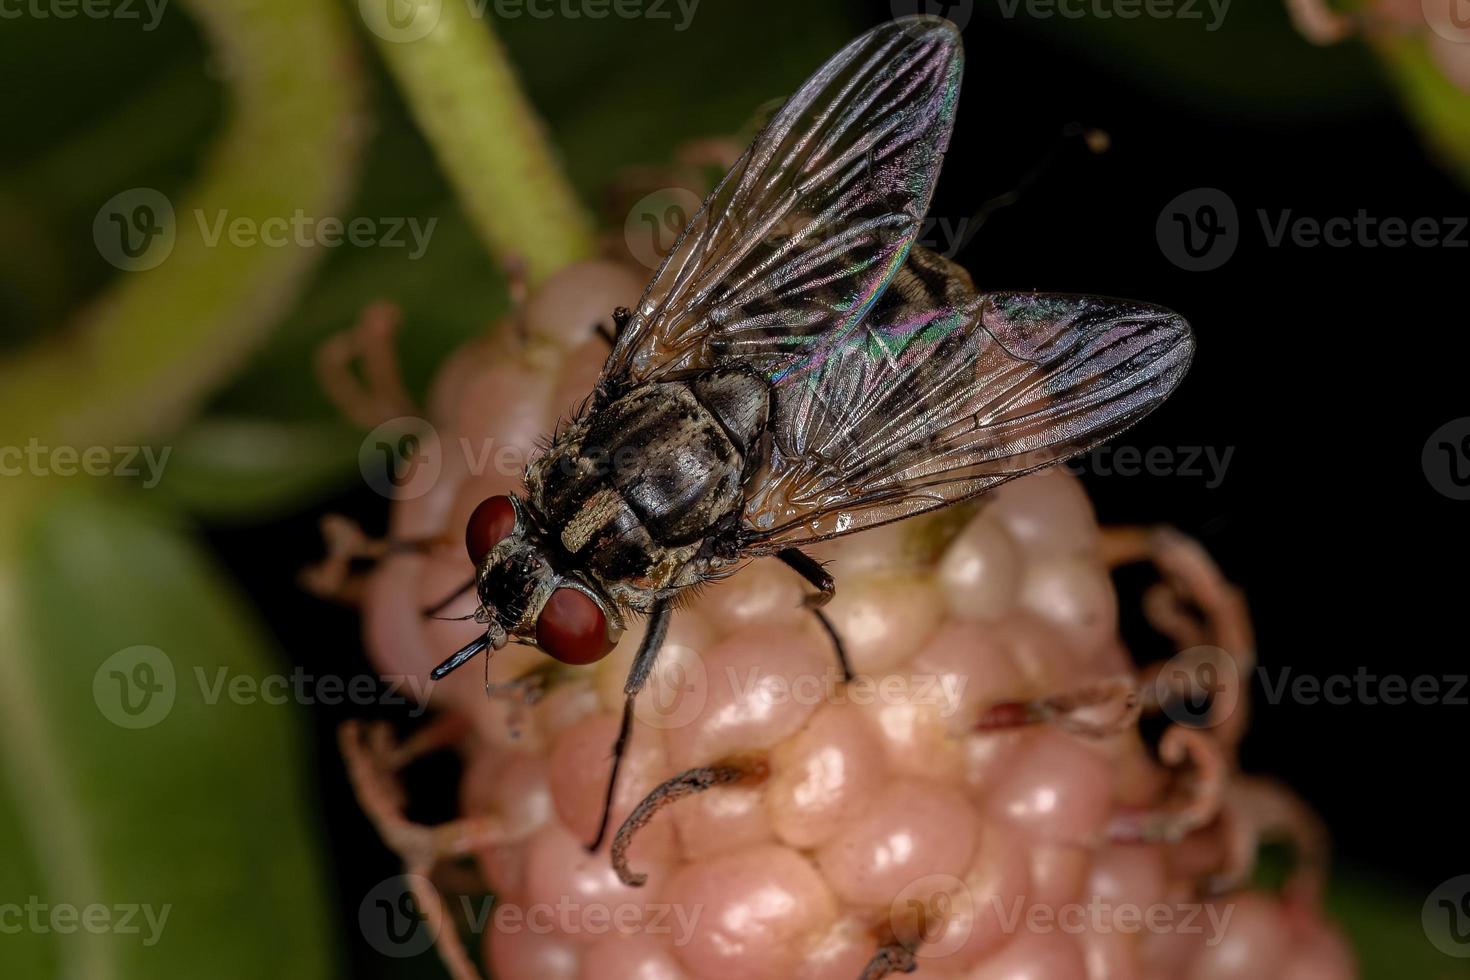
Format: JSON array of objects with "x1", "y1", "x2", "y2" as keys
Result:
[
  {"x1": 777, "y1": 546, "x2": 834, "y2": 607},
  {"x1": 422, "y1": 577, "x2": 477, "y2": 618},
  {"x1": 776, "y1": 547, "x2": 853, "y2": 682},
  {"x1": 596, "y1": 306, "x2": 633, "y2": 348},
  {"x1": 587, "y1": 597, "x2": 674, "y2": 853}
]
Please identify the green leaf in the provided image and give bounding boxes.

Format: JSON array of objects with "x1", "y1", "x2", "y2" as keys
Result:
[
  {"x1": 1328, "y1": 868, "x2": 1470, "y2": 980},
  {"x1": 154, "y1": 415, "x2": 361, "y2": 521},
  {"x1": 0, "y1": 488, "x2": 336, "y2": 978}
]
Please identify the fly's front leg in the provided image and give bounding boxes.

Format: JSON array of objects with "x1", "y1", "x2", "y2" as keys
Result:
[
  {"x1": 587, "y1": 596, "x2": 674, "y2": 853},
  {"x1": 776, "y1": 548, "x2": 852, "y2": 682}
]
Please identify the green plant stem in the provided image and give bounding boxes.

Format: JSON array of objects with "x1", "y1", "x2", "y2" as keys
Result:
[
  {"x1": 366, "y1": 2, "x2": 596, "y2": 283},
  {"x1": 0, "y1": 0, "x2": 365, "y2": 476}
]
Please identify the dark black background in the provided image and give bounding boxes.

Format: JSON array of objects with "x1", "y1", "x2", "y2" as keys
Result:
[{"x1": 205, "y1": 1, "x2": 1467, "y2": 970}]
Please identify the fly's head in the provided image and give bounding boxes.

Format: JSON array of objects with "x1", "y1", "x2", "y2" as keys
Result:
[{"x1": 464, "y1": 494, "x2": 624, "y2": 665}]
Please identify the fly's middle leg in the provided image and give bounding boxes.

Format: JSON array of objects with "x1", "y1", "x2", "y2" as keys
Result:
[
  {"x1": 587, "y1": 595, "x2": 674, "y2": 853},
  {"x1": 777, "y1": 547, "x2": 852, "y2": 683},
  {"x1": 776, "y1": 546, "x2": 834, "y2": 607}
]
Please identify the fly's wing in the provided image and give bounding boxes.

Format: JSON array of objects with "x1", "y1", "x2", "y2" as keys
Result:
[
  {"x1": 603, "y1": 17, "x2": 963, "y2": 386},
  {"x1": 740, "y1": 291, "x2": 1195, "y2": 549}
]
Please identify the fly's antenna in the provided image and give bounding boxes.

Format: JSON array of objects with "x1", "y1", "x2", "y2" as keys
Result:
[
  {"x1": 954, "y1": 121, "x2": 1110, "y2": 255},
  {"x1": 421, "y1": 577, "x2": 475, "y2": 618}
]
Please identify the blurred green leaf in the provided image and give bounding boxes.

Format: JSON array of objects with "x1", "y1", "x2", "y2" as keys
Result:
[
  {"x1": 154, "y1": 416, "x2": 361, "y2": 521},
  {"x1": 208, "y1": 3, "x2": 858, "y2": 439},
  {"x1": 1329, "y1": 868, "x2": 1470, "y2": 979},
  {"x1": 0, "y1": 487, "x2": 336, "y2": 977}
]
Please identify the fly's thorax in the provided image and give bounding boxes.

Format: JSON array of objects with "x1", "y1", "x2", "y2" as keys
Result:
[{"x1": 521, "y1": 371, "x2": 771, "y2": 606}]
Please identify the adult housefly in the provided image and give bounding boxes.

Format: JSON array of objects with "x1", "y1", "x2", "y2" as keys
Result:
[{"x1": 429, "y1": 15, "x2": 1194, "y2": 853}]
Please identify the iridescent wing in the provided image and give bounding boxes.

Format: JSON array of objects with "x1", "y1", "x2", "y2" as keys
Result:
[
  {"x1": 603, "y1": 16, "x2": 964, "y2": 387},
  {"x1": 740, "y1": 288, "x2": 1195, "y2": 550}
]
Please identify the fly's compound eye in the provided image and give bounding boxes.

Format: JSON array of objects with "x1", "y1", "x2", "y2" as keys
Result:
[
  {"x1": 536, "y1": 588, "x2": 615, "y2": 665},
  {"x1": 465, "y1": 495, "x2": 517, "y2": 565}
]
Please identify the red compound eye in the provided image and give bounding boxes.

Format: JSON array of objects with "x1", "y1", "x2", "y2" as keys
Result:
[
  {"x1": 536, "y1": 588, "x2": 614, "y2": 665},
  {"x1": 465, "y1": 495, "x2": 517, "y2": 564}
]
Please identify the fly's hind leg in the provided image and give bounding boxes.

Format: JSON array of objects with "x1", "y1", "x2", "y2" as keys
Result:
[
  {"x1": 777, "y1": 548, "x2": 852, "y2": 682},
  {"x1": 587, "y1": 596, "x2": 674, "y2": 853}
]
